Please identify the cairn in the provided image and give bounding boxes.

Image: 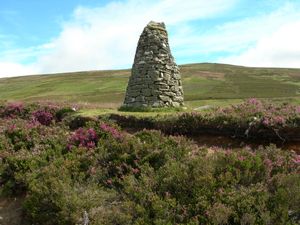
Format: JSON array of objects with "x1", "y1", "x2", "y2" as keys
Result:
[{"x1": 123, "y1": 21, "x2": 184, "y2": 108}]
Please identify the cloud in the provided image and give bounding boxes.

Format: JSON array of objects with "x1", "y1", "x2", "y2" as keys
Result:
[
  {"x1": 0, "y1": 62, "x2": 39, "y2": 77},
  {"x1": 36, "y1": 0, "x2": 237, "y2": 74},
  {"x1": 0, "y1": 44, "x2": 53, "y2": 63},
  {"x1": 219, "y1": 20, "x2": 300, "y2": 68},
  {"x1": 173, "y1": 2, "x2": 300, "y2": 57},
  {"x1": 0, "y1": 0, "x2": 236, "y2": 77},
  {"x1": 217, "y1": 3, "x2": 300, "y2": 68}
]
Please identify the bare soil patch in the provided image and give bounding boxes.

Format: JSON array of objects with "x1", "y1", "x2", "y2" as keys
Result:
[{"x1": 0, "y1": 197, "x2": 26, "y2": 225}]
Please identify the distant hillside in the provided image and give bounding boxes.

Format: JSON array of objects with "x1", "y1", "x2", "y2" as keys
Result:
[{"x1": 1, "y1": 63, "x2": 300, "y2": 108}]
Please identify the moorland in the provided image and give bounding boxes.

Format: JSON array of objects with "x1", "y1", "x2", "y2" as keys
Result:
[{"x1": 0, "y1": 63, "x2": 300, "y2": 225}]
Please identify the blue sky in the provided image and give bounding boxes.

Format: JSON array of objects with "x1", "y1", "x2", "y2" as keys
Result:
[{"x1": 0, "y1": 0, "x2": 300, "y2": 77}]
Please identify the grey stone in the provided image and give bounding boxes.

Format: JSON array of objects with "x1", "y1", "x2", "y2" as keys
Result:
[
  {"x1": 152, "y1": 101, "x2": 164, "y2": 107},
  {"x1": 171, "y1": 102, "x2": 181, "y2": 107},
  {"x1": 123, "y1": 21, "x2": 184, "y2": 108},
  {"x1": 164, "y1": 92, "x2": 176, "y2": 97},
  {"x1": 173, "y1": 96, "x2": 184, "y2": 102},
  {"x1": 136, "y1": 96, "x2": 145, "y2": 102},
  {"x1": 142, "y1": 89, "x2": 152, "y2": 96},
  {"x1": 159, "y1": 95, "x2": 171, "y2": 102}
]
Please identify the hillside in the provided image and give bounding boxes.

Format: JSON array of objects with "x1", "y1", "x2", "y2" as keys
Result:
[{"x1": 1, "y1": 63, "x2": 300, "y2": 108}]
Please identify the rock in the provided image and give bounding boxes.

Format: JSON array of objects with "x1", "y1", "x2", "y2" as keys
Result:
[
  {"x1": 164, "y1": 92, "x2": 176, "y2": 97},
  {"x1": 123, "y1": 21, "x2": 184, "y2": 108},
  {"x1": 173, "y1": 96, "x2": 184, "y2": 102},
  {"x1": 159, "y1": 95, "x2": 171, "y2": 102},
  {"x1": 171, "y1": 102, "x2": 181, "y2": 107},
  {"x1": 142, "y1": 89, "x2": 152, "y2": 96},
  {"x1": 152, "y1": 101, "x2": 164, "y2": 107}
]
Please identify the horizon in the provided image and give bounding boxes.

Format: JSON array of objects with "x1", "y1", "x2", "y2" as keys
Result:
[
  {"x1": 1, "y1": 0, "x2": 300, "y2": 78},
  {"x1": 1, "y1": 62, "x2": 300, "y2": 80}
]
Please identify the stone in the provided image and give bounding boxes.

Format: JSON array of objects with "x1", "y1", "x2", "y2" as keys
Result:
[
  {"x1": 171, "y1": 102, "x2": 181, "y2": 107},
  {"x1": 136, "y1": 96, "x2": 145, "y2": 102},
  {"x1": 123, "y1": 21, "x2": 184, "y2": 108},
  {"x1": 152, "y1": 101, "x2": 164, "y2": 107},
  {"x1": 173, "y1": 96, "x2": 184, "y2": 102},
  {"x1": 164, "y1": 92, "x2": 176, "y2": 97},
  {"x1": 159, "y1": 95, "x2": 171, "y2": 102},
  {"x1": 142, "y1": 89, "x2": 152, "y2": 96}
]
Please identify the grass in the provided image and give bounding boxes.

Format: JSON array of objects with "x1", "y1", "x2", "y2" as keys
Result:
[
  {"x1": 77, "y1": 108, "x2": 187, "y2": 118},
  {"x1": 1, "y1": 63, "x2": 300, "y2": 113}
]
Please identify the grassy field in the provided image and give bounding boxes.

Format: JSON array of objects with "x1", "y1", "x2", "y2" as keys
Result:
[{"x1": 1, "y1": 63, "x2": 300, "y2": 111}]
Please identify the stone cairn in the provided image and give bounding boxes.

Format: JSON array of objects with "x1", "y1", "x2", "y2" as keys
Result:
[{"x1": 123, "y1": 21, "x2": 184, "y2": 108}]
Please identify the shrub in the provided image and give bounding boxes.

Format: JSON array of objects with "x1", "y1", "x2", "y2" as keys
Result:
[
  {"x1": 23, "y1": 160, "x2": 118, "y2": 225},
  {"x1": 0, "y1": 102, "x2": 27, "y2": 118},
  {"x1": 67, "y1": 128, "x2": 98, "y2": 150},
  {"x1": 32, "y1": 110, "x2": 54, "y2": 126},
  {"x1": 55, "y1": 107, "x2": 76, "y2": 121},
  {"x1": 0, "y1": 101, "x2": 299, "y2": 224}
]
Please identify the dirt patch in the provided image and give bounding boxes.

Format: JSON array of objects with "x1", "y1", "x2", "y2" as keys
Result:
[
  {"x1": 190, "y1": 134, "x2": 300, "y2": 154},
  {"x1": 0, "y1": 197, "x2": 26, "y2": 225}
]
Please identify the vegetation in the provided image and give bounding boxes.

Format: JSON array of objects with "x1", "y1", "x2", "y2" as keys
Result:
[
  {"x1": 111, "y1": 98, "x2": 300, "y2": 142},
  {"x1": 1, "y1": 63, "x2": 300, "y2": 224},
  {"x1": 0, "y1": 101, "x2": 299, "y2": 224},
  {"x1": 1, "y1": 63, "x2": 300, "y2": 109}
]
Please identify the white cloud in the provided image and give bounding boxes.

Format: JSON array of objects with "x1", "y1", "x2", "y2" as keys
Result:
[
  {"x1": 219, "y1": 20, "x2": 300, "y2": 68},
  {"x1": 173, "y1": 2, "x2": 300, "y2": 56},
  {"x1": 0, "y1": 62, "x2": 39, "y2": 77},
  {"x1": 0, "y1": 0, "x2": 236, "y2": 77},
  {"x1": 36, "y1": 0, "x2": 237, "y2": 74},
  {"x1": 216, "y1": 3, "x2": 300, "y2": 68},
  {"x1": 0, "y1": 44, "x2": 53, "y2": 63}
]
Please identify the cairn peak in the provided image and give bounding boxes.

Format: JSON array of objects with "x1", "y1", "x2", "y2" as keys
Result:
[{"x1": 147, "y1": 21, "x2": 166, "y2": 30}]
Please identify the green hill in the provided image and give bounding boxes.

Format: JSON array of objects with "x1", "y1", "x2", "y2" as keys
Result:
[{"x1": 1, "y1": 63, "x2": 300, "y2": 108}]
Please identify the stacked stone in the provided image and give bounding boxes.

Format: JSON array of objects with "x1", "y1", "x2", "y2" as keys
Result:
[{"x1": 123, "y1": 21, "x2": 184, "y2": 108}]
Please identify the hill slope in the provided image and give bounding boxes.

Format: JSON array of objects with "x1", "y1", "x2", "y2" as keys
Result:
[{"x1": 1, "y1": 63, "x2": 300, "y2": 108}]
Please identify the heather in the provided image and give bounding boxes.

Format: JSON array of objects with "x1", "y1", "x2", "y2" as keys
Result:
[
  {"x1": 112, "y1": 99, "x2": 300, "y2": 142},
  {"x1": 0, "y1": 101, "x2": 300, "y2": 224}
]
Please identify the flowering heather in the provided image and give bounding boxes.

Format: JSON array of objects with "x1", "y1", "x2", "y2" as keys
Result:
[
  {"x1": 247, "y1": 98, "x2": 263, "y2": 107},
  {"x1": 1, "y1": 102, "x2": 25, "y2": 118},
  {"x1": 32, "y1": 110, "x2": 54, "y2": 126},
  {"x1": 6, "y1": 124, "x2": 17, "y2": 133},
  {"x1": 68, "y1": 127, "x2": 98, "y2": 149},
  {"x1": 293, "y1": 155, "x2": 300, "y2": 164},
  {"x1": 207, "y1": 98, "x2": 300, "y2": 128},
  {"x1": 100, "y1": 123, "x2": 123, "y2": 140},
  {"x1": 25, "y1": 120, "x2": 40, "y2": 129},
  {"x1": 0, "y1": 101, "x2": 299, "y2": 224}
]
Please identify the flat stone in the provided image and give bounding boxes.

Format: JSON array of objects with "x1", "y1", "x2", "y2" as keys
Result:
[
  {"x1": 164, "y1": 92, "x2": 176, "y2": 97},
  {"x1": 173, "y1": 96, "x2": 184, "y2": 102},
  {"x1": 171, "y1": 102, "x2": 181, "y2": 107},
  {"x1": 159, "y1": 95, "x2": 171, "y2": 102}
]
